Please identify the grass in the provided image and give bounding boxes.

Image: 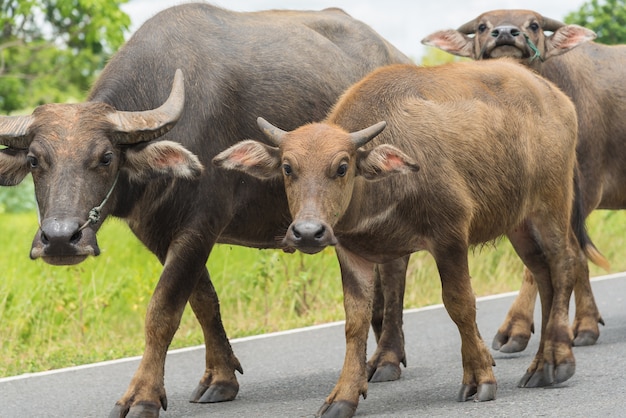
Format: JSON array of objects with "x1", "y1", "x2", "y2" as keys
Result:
[{"x1": 1, "y1": 209, "x2": 625, "y2": 377}]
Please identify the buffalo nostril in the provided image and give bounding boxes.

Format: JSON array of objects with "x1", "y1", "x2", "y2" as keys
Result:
[
  {"x1": 41, "y1": 232, "x2": 49, "y2": 245},
  {"x1": 70, "y1": 230, "x2": 83, "y2": 244}
]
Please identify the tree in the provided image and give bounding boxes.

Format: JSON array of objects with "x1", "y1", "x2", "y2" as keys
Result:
[
  {"x1": 565, "y1": 0, "x2": 626, "y2": 44},
  {"x1": 0, "y1": 0, "x2": 130, "y2": 113}
]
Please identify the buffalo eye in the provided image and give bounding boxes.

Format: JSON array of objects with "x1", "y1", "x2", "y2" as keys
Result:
[
  {"x1": 529, "y1": 22, "x2": 539, "y2": 32},
  {"x1": 283, "y1": 163, "x2": 292, "y2": 176},
  {"x1": 336, "y1": 163, "x2": 348, "y2": 177},
  {"x1": 27, "y1": 155, "x2": 38, "y2": 169},
  {"x1": 477, "y1": 23, "x2": 487, "y2": 33},
  {"x1": 100, "y1": 152, "x2": 113, "y2": 166}
]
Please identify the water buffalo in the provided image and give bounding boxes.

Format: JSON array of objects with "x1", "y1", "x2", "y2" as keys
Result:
[
  {"x1": 0, "y1": 3, "x2": 412, "y2": 417},
  {"x1": 213, "y1": 59, "x2": 596, "y2": 417},
  {"x1": 422, "y1": 9, "x2": 617, "y2": 353}
]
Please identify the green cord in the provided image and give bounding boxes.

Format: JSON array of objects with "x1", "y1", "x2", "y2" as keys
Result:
[
  {"x1": 524, "y1": 34, "x2": 543, "y2": 62},
  {"x1": 78, "y1": 171, "x2": 120, "y2": 231}
]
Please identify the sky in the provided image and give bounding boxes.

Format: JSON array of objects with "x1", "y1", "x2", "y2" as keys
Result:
[{"x1": 120, "y1": 0, "x2": 587, "y2": 61}]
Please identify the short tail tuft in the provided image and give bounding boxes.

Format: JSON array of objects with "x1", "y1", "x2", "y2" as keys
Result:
[
  {"x1": 585, "y1": 243, "x2": 610, "y2": 272},
  {"x1": 572, "y1": 166, "x2": 610, "y2": 271}
]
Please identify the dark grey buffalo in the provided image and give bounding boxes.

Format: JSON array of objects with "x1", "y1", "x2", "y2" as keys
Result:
[{"x1": 0, "y1": 3, "x2": 411, "y2": 417}]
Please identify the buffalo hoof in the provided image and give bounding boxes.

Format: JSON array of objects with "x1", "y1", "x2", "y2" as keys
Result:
[
  {"x1": 491, "y1": 331, "x2": 530, "y2": 353},
  {"x1": 518, "y1": 361, "x2": 575, "y2": 388},
  {"x1": 369, "y1": 362, "x2": 402, "y2": 383},
  {"x1": 457, "y1": 382, "x2": 497, "y2": 402},
  {"x1": 572, "y1": 330, "x2": 599, "y2": 347},
  {"x1": 316, "y1": 400, "x2": 358, "y2": 418},
  {"x1": 190, "y1": 381, "x2": 239, "y2": 403},
  {"x1": 109, "y1": 401, "x2": 161, "y2": 418}
]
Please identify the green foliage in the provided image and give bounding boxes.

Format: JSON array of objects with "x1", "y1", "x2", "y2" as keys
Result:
[
  {"x1": 420, "y1": 46, "x2": 469, "y2": 67},
  {"x1": 0, "y1": 213, "x2": 346, "y2": 376},
  {"x1": 1, "y1": 209, "x2": 624, "y2": 377},
  {"x1": 565, "y1": 0, "x2": 626, "y2": 44},
  {"x1": 0, "y1": 175, "x2": 36, "y2": 213},
  {"x1": 0, "y1": 0, "x2": 131, "y2": 112},
  {"x1": 0, "y1": 214, "x2": 162, "y2": 375}
]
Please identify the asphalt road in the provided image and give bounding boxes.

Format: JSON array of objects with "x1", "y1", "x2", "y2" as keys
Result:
[{"x1": 1, "y1": 273, "x2": 625, "y2": 418}]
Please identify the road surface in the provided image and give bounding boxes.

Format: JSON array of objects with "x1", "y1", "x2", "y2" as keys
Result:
[{"x1": 1, "y1": 273, "x2": 625, "y2": 417}]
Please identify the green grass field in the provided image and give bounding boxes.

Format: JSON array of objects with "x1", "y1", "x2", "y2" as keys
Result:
[{"x1": 1, "y1": 210, "x2": 624, "y2": 377}]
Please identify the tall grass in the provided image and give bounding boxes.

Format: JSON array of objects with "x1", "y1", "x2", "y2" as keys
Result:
[{"x1": 0, "y1": 210, "x2": 624, "y2": 377}]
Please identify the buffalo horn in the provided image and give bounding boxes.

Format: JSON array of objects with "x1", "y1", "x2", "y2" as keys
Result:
[
  {"x1": 0, "y1": 114, "x2": 34, "y2": 149},
  {"x1": 350, "y1": 121, "x2": 387, "y2": 148},
  {"x1": 257, "y1": 117, "x2": 288, "y2": 146},
  {"x1": 542, "y1": 17, "x2": 565, "y2": 32},
  {"x1": 457, "y1": 18, "x2": 478, "y2": 34},
  {"x1": 107, "y1": 68, "x2": 185, "y2": 145}
]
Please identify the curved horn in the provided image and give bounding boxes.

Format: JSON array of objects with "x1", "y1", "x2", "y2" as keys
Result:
[
  {"x1": 457, "y1": 17, "x2": 479, "y2": 34},
  {"x1": 257, "y1": 117, "x2": 288, "y2": 146},
  {"x1": 0, "y1": 114, "x2": 35, "y2": 148},
  {"x1": 542, "y1": 16, "x2": 565, "y2": 32},
  {"x1": 350, "y1": 121, "x2": 387, "y2": 148},
  {"x1": 107, "y1": 68, "x2": 185, "y2": 145}
]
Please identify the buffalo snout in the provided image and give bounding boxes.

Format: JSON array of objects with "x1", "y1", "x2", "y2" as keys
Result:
[
  {"x1": 30, "y1": 217, "x2": 100, "y2": 265},
  {"x1": 486, "y1": 25, "x2": 526, "y2": 59},
  {"x1": 283, "y1": 219, "x2": 337, "y2": 254}
]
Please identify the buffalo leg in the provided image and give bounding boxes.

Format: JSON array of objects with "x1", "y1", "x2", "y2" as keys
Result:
[
  {"x1": 492, "y1": 268, "x2": 537, "y2": 353},
  {"x1": 508, "y1": 220, "x2": 578, "y2": 388},
  {"x1": 368, "y1": 256, "x2": 408, "y2": 383},
  {"x1": 109, "y1": 236, "x2": 211, "y2": 418},
  {"x1": 189, "y1": 268, "x2": 243, "y2": 403},
  {"x1": 317, "y1": 246, "x2": 375, "y2": 418},
  {"x1": 570, "y1": 167, "x2": 605, "y2": 345},
  {"x1": 433, "y1": 242, "x2": 497, "y2": 402},
  {"x1": 571, "y1": 270, "x2": 604, "y2": 346},
  {"x1": 370, "y1": 263, "x2": 385, "y2": 341},
  {"x1": 493, "y1": 266, "x2": 603, "y2": 353}
]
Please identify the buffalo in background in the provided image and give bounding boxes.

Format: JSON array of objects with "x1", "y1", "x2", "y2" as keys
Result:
[{"x1": 423, "y1": 9, "x2": 615, "y2": 353}]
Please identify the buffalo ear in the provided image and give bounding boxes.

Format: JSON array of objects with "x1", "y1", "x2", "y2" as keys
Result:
[
  {"x1": 0, "y1": 148, "x2": 30, "y2": 186},
  {"x1": 544, "y1": 24, "x2": 597, "y2": 59},
  {"x1": 213, "y1": 140, "x2": 282, "y2": 180},
  {"x1": 123, "y1": 140, "x2": 204, "y2": 182},
  {"x1": 356, "y1": 144, "x2": 419, "y2": 181},
  {"x1": 421, "y1": 30, "x2": 476, "y2": 58}
]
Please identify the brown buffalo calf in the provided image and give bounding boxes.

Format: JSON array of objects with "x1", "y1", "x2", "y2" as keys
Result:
[
  {"x1": 214, "y1": 60, "x2": 593, "y2": 417},
  {"x1": 422, "y1": 9, "x2": 614, "y2": 353}
]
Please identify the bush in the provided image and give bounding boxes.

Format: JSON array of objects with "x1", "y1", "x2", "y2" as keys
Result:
[{"x1": 0, "y1": 175, "x2": 36, "y2": 214}]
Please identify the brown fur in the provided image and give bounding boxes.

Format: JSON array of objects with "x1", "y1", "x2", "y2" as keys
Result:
[
  {"x1": 423, "y1": 8, "x2": 616, "y2": 352},
  {"x1": 214, "y1": 60, "x2": 588, "y2": 414}
]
